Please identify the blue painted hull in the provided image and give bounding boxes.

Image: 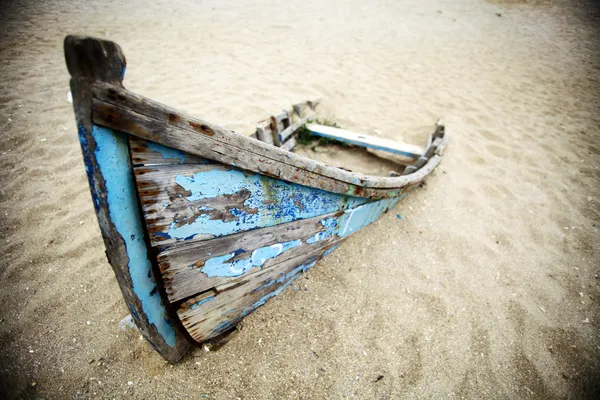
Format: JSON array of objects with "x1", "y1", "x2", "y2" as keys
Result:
[
  {"x1": 127, "y1": 134, "x2": 404, "y2": 343},
  {"x1": 66, "y1": 34, "x2": 446, "y2": 362}
]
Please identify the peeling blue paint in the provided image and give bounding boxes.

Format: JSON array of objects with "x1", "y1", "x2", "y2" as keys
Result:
[
  {"x1": 187, "y1": 194, "x2": 404, "y2": 339},
  {"x1": 201, "y1": 239, "x2": 302, "y2": 278},
  {"x1": 147, "y1": 141, "x2": 187, "y2": 163},
  {"x1": 92, "y1": 125, "x2": 177, "y2": 348},
  {"x1": 166, "y1": 168, "x2": 369, "y2": 241},
  {"x1": 305, "y1": 198, "x2": 400, "y2": 244}
]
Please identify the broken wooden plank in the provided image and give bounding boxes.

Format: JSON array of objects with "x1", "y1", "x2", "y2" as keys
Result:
[
  {"x1": 133, "y1": 163, "x2": 371, "y2": 246},
  {"x1": 293, "y1": 99, "x2": 320, "y2": 118},
  {"x1": 306, "y1": 123, "x2": 425, "y2": 159},
  {"x1": 165, "y1": 229, "x2": 340, "y2": 303},
  {"x1": 64, "y1": 35, "x2": 193, "y2": 362},
  {"x1": 402, "y1": 136, "x2": 444, "y2": 175}
]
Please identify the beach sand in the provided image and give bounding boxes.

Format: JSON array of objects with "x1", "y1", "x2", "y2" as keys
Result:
[{"x1": 1, "y1": 0, "x2": 599, "y2": 398}]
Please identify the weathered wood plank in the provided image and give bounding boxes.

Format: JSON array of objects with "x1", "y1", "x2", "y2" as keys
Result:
[
  {"x1": 64, "y1": 35, "x2": 193, "y2": 362},
  {"x1": 90, "y1": 82, "x2": 446, "y2": 194},
  {"x1": 92, "y1": 97, "x2": 374, "y2": 197},
  {"x1": 177, "y1": 242, "x2": 337, "y2": 342},
  {"x1": 270, "y1": 110, "x2": 289, "y2": 147},
  {"x1": 281, "y1": 136, "x2": 297, "y2": 152},
  {"x1": 306, "y1": 124, "x2": 425, "y2": 159},
  {"x1": 133, "y1": 163, "x2": 372, "y2": 246},
  {"x1": 278, "y1": 115, "x2": 312, "y2": 145},
  {"x1": 160, "y1": 196, "x2": 399, "y2": 302},
  {"x1": 129, "y1": 137, "x2": 208, "y2": 166},
  {"x1": 403, "y1": 135, "x2": 444, "y2": 175},
  {"x1": 255, "y1": 120, "x2": 274, "y2": 145},
  {"x1": 160, "y1": 211, "x2": 340, "y2": 302}
]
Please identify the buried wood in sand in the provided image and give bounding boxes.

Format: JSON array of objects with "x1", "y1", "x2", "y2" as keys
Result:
[{"x1": 64, "y1": 34, "x2": 448, "y2": 362}]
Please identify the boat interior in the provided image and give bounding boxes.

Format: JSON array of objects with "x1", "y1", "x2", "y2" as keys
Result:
[{"x1": 250, "y1": 100, "x2": 441, "y2": 177}]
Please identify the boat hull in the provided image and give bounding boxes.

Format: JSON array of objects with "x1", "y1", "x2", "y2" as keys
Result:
[{"x1": 64, "y1": 35, "x2": 446, "y2": 362}]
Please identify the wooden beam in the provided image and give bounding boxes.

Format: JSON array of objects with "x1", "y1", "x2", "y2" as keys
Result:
[
  {"x1": 306, "y1": 124, "x2": 424, "y2": 159},
  {"x1": 278, "y1": 115, "x2": 312, "y2": 145}
]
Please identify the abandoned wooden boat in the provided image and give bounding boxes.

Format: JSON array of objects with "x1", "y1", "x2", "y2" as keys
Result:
[{"x1": 64, "y1": 35, "x2": 448, "y2": 362}]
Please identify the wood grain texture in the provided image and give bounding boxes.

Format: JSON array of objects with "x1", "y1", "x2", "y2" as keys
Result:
[
  {"x1": 306, "y1": 123, "x2": 424, "y2": 159},
  {"x1": 90, "y1": 82, "x2": 447, "y2": 195},
  {"x1": 133, "y1": 163, "x2": 371, "y2": 246},
  {"x1": 160, "y1": 195, "x2": 399, "y2": 304},
  {"x1": 64, "y1": 35, "x2": 193, "y2": 363},
  {"x1": 255, "y1": 120, "x2": 274, "y2": 145},
  {"x1": 129, "y1": 137, "x2": 208, "y2": 166},
  {"x1": 159, "y1": 211, "x2": 345, "y2": 302},
  {"x1": 177, "y1": 241, "x2": 340, "y2": 342},
  {"x1": 270, "y1": 110, "x2": 289, "y2": 147},
  {"x1": 91, "y1": 97, "x2": 371, "y2": 197}
]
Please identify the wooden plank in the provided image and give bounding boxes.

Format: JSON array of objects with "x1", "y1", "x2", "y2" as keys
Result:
[
  {"x1": 64, "y1": 35, "x2": 193, "y2": 362},
  {"x1": 133, "y1": 163, "x2": 372, "y2": 246},
  {"x1": 255, "y1": 121, "x2": 273, "y2": 145},
  {"x1": 306, "y1": 123, "x2": 424, "y2": 159},
  {"x1": 161, "y1": 196, "x2": 399, "y2": 302},
  {"x1": 178, "y1": 194, "x2": 400, "y2": 342},
  {"x1": 177, "y1": 242, "x2": 339, "y2": 342},
  {"x1": 166, "y1": 228, "x2": 341, "y2": 303},
  {"x1": 92, "y1": 97, "x2": 370, "y2": 197},
  {"x1": 278, "y1": 115, "x2": 312, "y2": 145},
  {"x1": 270, "y1": 110, "x2": 289, "y2": 147},
  {"x1": 281, "y1": 136, "x2": 297, "y2": 152},
  {"x1": 129, "y1": 137, "x2": 208, "y2": 166},
  {"x1": 90, "y1": 82, "x2": 446, "y2": 193},
  {"x1": 160, "y1": 211, "x2": 340, "y2": 302}
]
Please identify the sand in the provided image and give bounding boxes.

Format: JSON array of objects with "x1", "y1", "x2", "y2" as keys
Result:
[{"x1": 1, "y1": 0, "x2": 599, "y2": 398}]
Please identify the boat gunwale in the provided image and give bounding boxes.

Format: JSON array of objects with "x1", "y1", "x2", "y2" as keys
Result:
[{"x1": 90, "y1": 81, "x2": 448, "y2": 198}]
